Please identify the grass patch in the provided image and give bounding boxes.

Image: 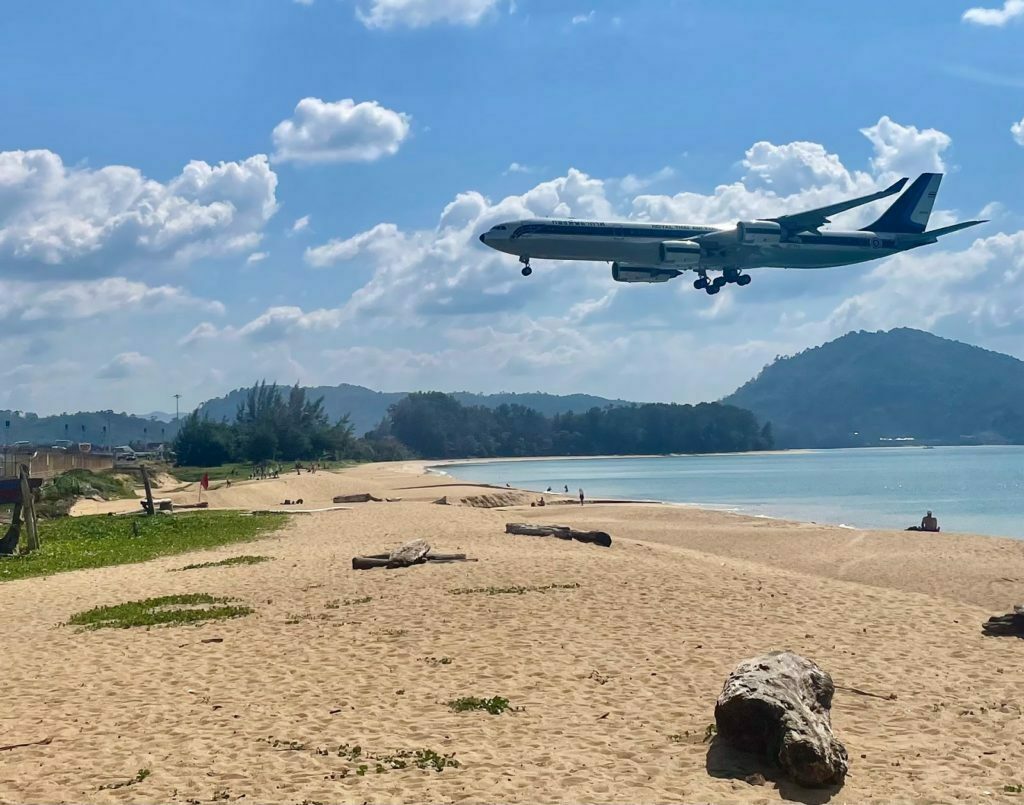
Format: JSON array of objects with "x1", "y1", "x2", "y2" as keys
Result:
[
  {"x1": 68, "y1": 593, "x2": 252, "y2": 630},
  {"x1": 98, "y1": 768, "x2": 151, "y2": 790},
  {"x1": 448, "y1": 582, "x2": 580, "y2": 596},
  {"x1": 171, "y1": 461, "x2": 357, "y2": 483},
  {"x1": 324, "y1": 596, "x2": 372, "y2": 609},
  {"x1": 329, "y1": 743, "x2": 459, "y2": 775},
  {"x1": 448, "y1": 696, "x2": 516, "y2": 715},
  {"x1": 173, "y1": 555, "x2": 271, "y2": 571},
  {"x1": 0, "y1": 511, "x2": 287, "y2": 583}
]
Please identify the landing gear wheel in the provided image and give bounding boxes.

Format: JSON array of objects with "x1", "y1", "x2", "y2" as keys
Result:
[
  {"x1": 712, "y1": 276, "x2": 727, "y2": 289},
  {"x1": 724, "y1": 268, "x2": 740, "y2": 284},
  {"x1": 737, "y1": 274, "x2": 752, "y2": 286},
  {"x1": 706, "y1": 284, "x2": 720, "y2": 295},
  {"x1": 519, "y1": 256, "x2": 532, "y2": 277},
  {"x1": 693, "y1": 276, "x2": 709, "y2": 290},
  {"x1": 521, "y1": 266, "x2": 533, "y2": 277}
]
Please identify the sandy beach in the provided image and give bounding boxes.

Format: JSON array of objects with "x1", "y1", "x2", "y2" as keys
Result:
[{"x1": 2, "y1": 461, "x2": 1023, "y2": 804}]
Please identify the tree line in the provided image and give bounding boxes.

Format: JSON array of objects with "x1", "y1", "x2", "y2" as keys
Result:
[{"x1": 174, "y1": 384, "x2": 773, "y2": 467}]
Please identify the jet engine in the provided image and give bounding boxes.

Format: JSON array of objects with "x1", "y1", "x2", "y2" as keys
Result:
[
  {"x1": 612, "y1": 263, "x2": 681, "y2": 283},
  {"x1": 658, "y1": 240, "x2": 702, "y2": 266},
  {"x1": 737, "y1": 221, "x2": 782, "y2": 245}
]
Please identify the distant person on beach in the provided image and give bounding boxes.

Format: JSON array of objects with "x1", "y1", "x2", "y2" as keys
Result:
[
  {"x1": 579, "y1": 488, "x2": 585, "y2": 506},
  {"x1": 907, "y1": 510, "x2": 940, "y2": 532},
  {"x1": 564, "y1": 485, "x2": 569, "y2": 493}
]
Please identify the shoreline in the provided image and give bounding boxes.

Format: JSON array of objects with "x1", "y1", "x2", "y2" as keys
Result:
[{"x1": 428, "y1": 451, "x2": 1024, "y2": 541}]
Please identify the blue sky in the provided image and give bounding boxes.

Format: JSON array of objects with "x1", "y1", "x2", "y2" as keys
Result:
[{"x1": 1, "y1": 0, "x2": 1023, "y2": 415}]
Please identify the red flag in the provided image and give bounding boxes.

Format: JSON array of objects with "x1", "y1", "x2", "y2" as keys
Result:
[{"x1": 200, "y1": 473, "x2": 209, "y2": 490}]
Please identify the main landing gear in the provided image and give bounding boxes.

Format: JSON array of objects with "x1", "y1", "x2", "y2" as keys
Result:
[
  {"x1": 520, "y1": 256, "x2": 532, "y2": 277},
  {"x1": 694, "y1": 269, "x2": 751, "y2": 295}
]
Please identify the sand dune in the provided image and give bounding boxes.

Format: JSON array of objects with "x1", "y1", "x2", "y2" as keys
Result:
[{"x1": 2, "y1": 461, "x2": 1022, "y2": 804}]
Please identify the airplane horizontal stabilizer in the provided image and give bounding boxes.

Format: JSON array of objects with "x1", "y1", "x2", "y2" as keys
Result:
[{"x1": 924, "y1": 220, "x2": 987, "y2": 239}]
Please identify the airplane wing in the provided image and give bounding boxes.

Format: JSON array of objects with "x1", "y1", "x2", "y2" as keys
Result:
[{"x1": 765, "y1": 177, "x2": 909, "y2": 234}]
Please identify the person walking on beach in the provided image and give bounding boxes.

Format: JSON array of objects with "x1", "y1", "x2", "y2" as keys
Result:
[{"x1": 579, "y1": 488, "x2": 585, "y2": 506}]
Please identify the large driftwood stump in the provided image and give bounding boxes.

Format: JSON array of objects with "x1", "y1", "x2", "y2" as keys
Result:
[
  {"x1": 983, "y1": 604, "x2": 1024, "y2": 637},
  {"x1": 715, "y1": 651, "x2": 848, "y2": 788},
  {"x1": 505, "y1": 522, "x2": 612, "y2": 548},
  {"x1": 389, "y1": 539, "x2": 431, "y2": 567}
]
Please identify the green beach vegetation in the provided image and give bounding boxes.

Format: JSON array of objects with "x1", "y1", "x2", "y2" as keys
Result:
[
  {"x1": 34, "y1": 469, "x2": 137, "y2": 519},
  {"x1": 0, "y1": 511, "x2": 287, "y2": 583},
  {"x1": 68, "y1": 593, "x2": 252, "y2": 630}
]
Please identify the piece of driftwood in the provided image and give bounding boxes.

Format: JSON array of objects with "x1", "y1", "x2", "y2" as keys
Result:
[
  {"x1": 715, "y1": 651, "x2": 848, "y2": 788},
  {"x1": 505, "y1": 522, "x2": 612, "y2": 548},
  {"x1": 982, "y1": 604, "x2": 1024, "y2": 637},
  {"x1": 140, "y1": 465, "x2": 155, "y2": 516},
  {"x1": 432, "y1": 496, "x2": 449, "y2": 505},
  {"x1": 0, "y1": 735, "x2": 53, "y2": 752},
  {"x1": 18, "y1": 466, "x2": 39, "y2": 552},
  {"x1": 333, "y1": 493, "x2": 384, "y2": 503},
  {"x1": 352, "y1": 540, "x2": 474, "y2": 570}
]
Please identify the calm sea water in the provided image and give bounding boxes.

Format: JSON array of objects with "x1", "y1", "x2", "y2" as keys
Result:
[{"x1": 440, "y1": 446, "x2": 1024, "y2": 540}]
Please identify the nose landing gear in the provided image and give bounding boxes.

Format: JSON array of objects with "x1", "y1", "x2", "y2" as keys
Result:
[{"x1": 520, "y1": 256, "x2": 532, "y2": 277}]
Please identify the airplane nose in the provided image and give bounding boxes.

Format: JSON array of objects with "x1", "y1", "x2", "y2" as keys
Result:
[{"x1": 479, "y1": 233, "x2": 487, "y2": 243}]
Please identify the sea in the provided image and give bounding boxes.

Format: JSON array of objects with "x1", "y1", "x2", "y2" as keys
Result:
[{"x1": 439, "y1": 445, "x2": 1024, "y2": 540}]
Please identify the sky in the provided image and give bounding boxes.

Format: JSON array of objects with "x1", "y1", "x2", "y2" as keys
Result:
[{"x1": 1, "y1": 0, "x2": 1023, "y2": 416}]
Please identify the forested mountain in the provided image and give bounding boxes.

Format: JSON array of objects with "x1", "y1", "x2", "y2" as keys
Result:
[
  {"x1": 1, "y1": 410, "x2": 176, "y2": 448},
  {"x1": 724, "y1": 328, "x2": 1024, "y2": 448},
  {"x1": 196, "y1": 383, "x2": 633, "y2": 435}
]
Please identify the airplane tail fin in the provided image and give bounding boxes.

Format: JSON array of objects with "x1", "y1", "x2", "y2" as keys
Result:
[{"x1": 862, "y1": 173, "x2": 942, "y2": 233}]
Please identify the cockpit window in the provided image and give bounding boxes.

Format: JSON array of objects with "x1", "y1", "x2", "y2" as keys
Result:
[{"x1": 492, "y1": 225, "x2": 507, "y2": 231}]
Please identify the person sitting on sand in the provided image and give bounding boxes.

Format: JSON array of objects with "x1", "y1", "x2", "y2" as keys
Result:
[{"x1": 907, "y1": 510, "x2": 940, "y2": 532}]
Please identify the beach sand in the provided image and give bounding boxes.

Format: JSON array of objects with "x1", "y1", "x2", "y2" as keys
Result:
[{"x1": 2, "y1": 462, "x2": 1022, "y2": 803}]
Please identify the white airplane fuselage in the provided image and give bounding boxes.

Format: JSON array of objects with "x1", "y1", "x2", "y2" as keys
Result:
[{"x1": 479, "y1": 218, "x2": 922, "y2": 271}]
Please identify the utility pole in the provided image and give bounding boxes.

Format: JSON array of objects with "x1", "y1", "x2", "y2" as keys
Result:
[{"x1": 173, "y1": 394, "x2": 181, "y2": 423}]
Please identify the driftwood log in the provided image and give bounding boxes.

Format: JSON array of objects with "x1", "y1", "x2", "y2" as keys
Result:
[
  {"x1": 983, "y1": 604, "x2": 1024, "y2": 637},
  {"x1": 352, "y1": 540, "x2": 475, "y2": 570},
  {"x1": 333, "y1": 493, "x2": 384, "y2": 504},
  {"x1": 715, "y1": 651, "x2": 848, "y2": 788},
  {"x1": 505, "y1": 522, "x2": 612, "y2": 548}
]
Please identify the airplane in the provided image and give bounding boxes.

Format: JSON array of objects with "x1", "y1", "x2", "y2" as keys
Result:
[{"x1": 478, "y1": 173, "x2": 986, "y2": 295}]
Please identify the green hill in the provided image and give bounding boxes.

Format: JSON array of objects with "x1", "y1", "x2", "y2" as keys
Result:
[
  {"x1": 723, "y1": 328, "x2": 1024, "y2": 448},
  {"x1": 196, "y1": 384, "x2": 634, "y2": 435}
]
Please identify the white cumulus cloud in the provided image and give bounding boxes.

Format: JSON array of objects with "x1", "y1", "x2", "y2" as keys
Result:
[
  {"x1": 97, "y1": 351, "x2": 154, "y2": 380},
  {"x1": 1013, "y1": 116, "x2": 1024, "y2": 145},
  {"x1": 962, "y1": 0, "x2": 1024, "y2": 25},
  {"x1": 861, "y1": 116, "x2": 951, "y2": 176},
  {"x1": 271, "y1": 98, "x2": 411, "y2": 164},
  {"x1": 357, "y1": 0, "x2": 501, "y2": 28},
  {"x1": 246, "y1": 251, "x2": 269, "y2": 264},
  {"x1": 0, "y1": 149, "x2": 277, "y2": 277},
  {"x1": 572, "y1": 11, "x2": 595, "y2": 24},
  {"x1": 291, "y1": 214, "x2": 311, "y2": 233}
]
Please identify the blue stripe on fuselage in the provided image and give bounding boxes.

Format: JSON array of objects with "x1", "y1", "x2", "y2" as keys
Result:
[{"x1": 510, "y1": 223, "x2": 714, "y2": 240}]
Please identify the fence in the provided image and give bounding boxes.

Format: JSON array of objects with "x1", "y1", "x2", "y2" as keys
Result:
[{"x1": 1, "y1": 449, "x2": 114, "y2": 480}]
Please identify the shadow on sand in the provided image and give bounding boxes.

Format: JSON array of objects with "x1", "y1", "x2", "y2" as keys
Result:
[{"x1": 705, "y1": 737, "x2": 843, "y2": 804}]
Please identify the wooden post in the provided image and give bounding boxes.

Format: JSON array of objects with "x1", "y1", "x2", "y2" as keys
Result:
[
  {"x1": 140, "y1": 465, "x2": 155, "y2": 516},
  {"x1": 18, "y1": 465, "x2": 39, "y2": 553}
]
